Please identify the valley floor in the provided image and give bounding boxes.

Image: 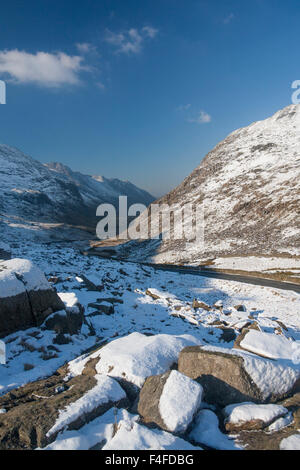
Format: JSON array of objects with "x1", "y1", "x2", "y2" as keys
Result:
[{"x1": 0, "y1": 240, "x2": 300, "y2": 450}]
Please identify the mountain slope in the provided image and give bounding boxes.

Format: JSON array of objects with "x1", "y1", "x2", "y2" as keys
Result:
[
  {"x1": 119, "y1": 104, "x2": 300, "y2": 263},
  {"x1": 0, "y1": 144, "x2": 154, "y2": 241}
]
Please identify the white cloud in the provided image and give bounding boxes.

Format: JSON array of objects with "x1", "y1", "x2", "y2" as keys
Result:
[
  {"x1": 187, "y1": 111, "x2": 212, "y2": 124},
  {"x1": 96, "y1": 81, "x2": 105, "y2": 90},
  {"x1": 223, "y1": 13, "x2": 235, "y2": 24},
  {"x1": 0, "y1": 49, "x2": 88, "y2": 87},
  {"x1": 142, "y1": 26, "x2": 159, "y2": 39},
  {"x1": 105, "y1": 26, "x2": 158, "y2": 54},
  {"x1": 177, "y1": 103, "x2": 191, "y2": 111},
  {"x1": 76, "y1": 43, "x2": 97, "y2": 54}
]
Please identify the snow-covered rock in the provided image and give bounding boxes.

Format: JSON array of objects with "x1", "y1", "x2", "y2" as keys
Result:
[
  {"x1": 189, "y1": 409, "x2": 241, "y2": 450},
  {"x1": 239, "y1": 330, "x2": 299, "y2": 361},
  {"x1": 41, "y1": 409, "x2": 138, "y2": 451},
  {"x1": 178, "y1": 345, "x2": 300, "y2": 406},
  {"x1": 103, "y1": 421, "x2": 202, "y2": 450},
  {"x1": 280, "y1": 434, "x2": 300, "y2": 450},
  {"x1": 0, "y1": 258, "x2": 65, "y2": 337},
  {"x1": 91, "y1": 332, "x2": 201, "y2": 388},
  {"x1": 46, "y1": 374, "x2": 126, "y2": 438},
  {"x1": 266, "y1": 412, "x2": 294, "y2": 433},
  {"x1": 138, "y1": 370, "x2": 202, "y2": 433},
  {"x1": 223, "y1": 402, "x2": 289, "y2": 431},
  {"x1": 159, "y1": 371, "x2": 203, "y2": 433}
]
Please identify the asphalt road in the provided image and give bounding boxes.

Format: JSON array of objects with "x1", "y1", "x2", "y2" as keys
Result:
[
  {"x1": 144, "y1": 264, "x2": 300, "y2": 294},
  {"x1": 86, "y1": 250, "x2": 300, "y2": 294}
]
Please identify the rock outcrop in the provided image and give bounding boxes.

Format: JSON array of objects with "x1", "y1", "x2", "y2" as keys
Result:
[{"x1": 0, "y1": 259, "x2": 65, "y2": 337}]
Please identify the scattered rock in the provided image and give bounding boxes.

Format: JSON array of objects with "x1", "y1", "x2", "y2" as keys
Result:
[
  {"x1": 233, "y1": 322, "x2": 260, "y2": 350},
  {"x1": 234, "y1": 305, "x2": 247, "y2": 312},
  {"x1": 192, "y1": 300, "x2": 211, "y2": 311},
  {"x1": 218, "y1": 327, "x2": 237, "y2": 343},
  {"x1": 53, "y1": 333, "x2": 71, "y2": 345},
  {"x1": 47, "y1": 276, "x2": 62, "y2": 284},
  {"x1": 87, "y1": 302, "x2": 114, "y2": 315},
  {"x1": 145, "y1": 289, "x2": 161, "y2": 300},
  {"x1": 44, "y1": 306, "x2": 84, "y2": 335},
  {"x1": 213, "y1": 300, "x2": 223, "y2": 310},
  {"x1": 96, "y1": 297, "x2": 124, "y2": 305},
  {"x1": 80, "y1": 274, "x2": 104, "y2": 292}
]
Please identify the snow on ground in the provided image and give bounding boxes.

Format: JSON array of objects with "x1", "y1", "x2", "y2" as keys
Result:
[
  {"x1": 0, "y1": 239, "x2": 299, "y2": 396},
  {"x1": 280, "y1": 433, "x2": 300, "y2": 450},
  {"x1": 211, "y1": 256, "x2": 300, "y2": 273},
  {"x1": 266, "y1": 412, "x2": 294, "y2": 433},
  {"x1": 159, "y1": 370, "x2": 203, "y2": 433},
  {"x1": 41, "y1": 409, "x2": 138, "y2": 451},
  {"x1": 223, "y1": 402, "x2": 289, "y2": 428},
  {"x1": 189, "y1": 409, "x2": 241, "y2": 450},
  {"x1": 103, "y1": 421, "x2": 202, "y2": 451}
]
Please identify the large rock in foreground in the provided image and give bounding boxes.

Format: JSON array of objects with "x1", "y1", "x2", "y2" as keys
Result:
[
  {"x1": 138, "y1": 370, "x2": 203, "y2": 433},
  {"x1": 0, "y1": 259, "x2": 65, "y2": 337},
  {"x1": 178, "y1": 346, "x2": 300, "y2": 406}
]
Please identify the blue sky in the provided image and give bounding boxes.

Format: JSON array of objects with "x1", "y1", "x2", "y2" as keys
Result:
[{"x1": 0, "y1": 0, "x2": 299, "y2": 197}]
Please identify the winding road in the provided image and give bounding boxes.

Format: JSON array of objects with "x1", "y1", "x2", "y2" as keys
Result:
[{"x1": 144, "y1": 264, "x2": 300, "y2": 294}]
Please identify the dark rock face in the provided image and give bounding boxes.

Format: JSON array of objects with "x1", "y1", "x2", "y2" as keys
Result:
[
  {"x1": 138, "y1": 371, "x2": 171, "y2": 430},
  {"x1": 178, "y1": 347, "x2": 263, "y2": 407},
  {"x1": 0, "y1": 289, "x2": 65, "y2": 338},
  {"x1": 0, "y1": 249, "x2": 11, "y2": 261},
  {"x1": 44, "y1": 306, "x2": 84, "y2": 335}
]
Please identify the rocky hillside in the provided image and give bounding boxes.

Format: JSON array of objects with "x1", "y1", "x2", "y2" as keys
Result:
[
  {"x1": 0, "y1": 144, "x2": 154, "y2": 241},
  {"x1": 119, "y1": 104, "x2": 300, "y2": 264}
]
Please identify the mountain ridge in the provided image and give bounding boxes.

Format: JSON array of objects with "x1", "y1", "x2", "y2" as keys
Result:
[
  {"x1": 117, "y1": 104, "x2": 300, "y2": 263},
  {"x1": 0, "y1": 143, "x2": 155, "y2": 241}
]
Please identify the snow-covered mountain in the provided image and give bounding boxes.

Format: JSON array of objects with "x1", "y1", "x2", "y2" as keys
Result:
[
  {"x1": 120, "y1": 104, "x2": 300, "y2": 263},
  {"x1": 0, "y1": 144, "x2": 154, "y2": 241}
]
